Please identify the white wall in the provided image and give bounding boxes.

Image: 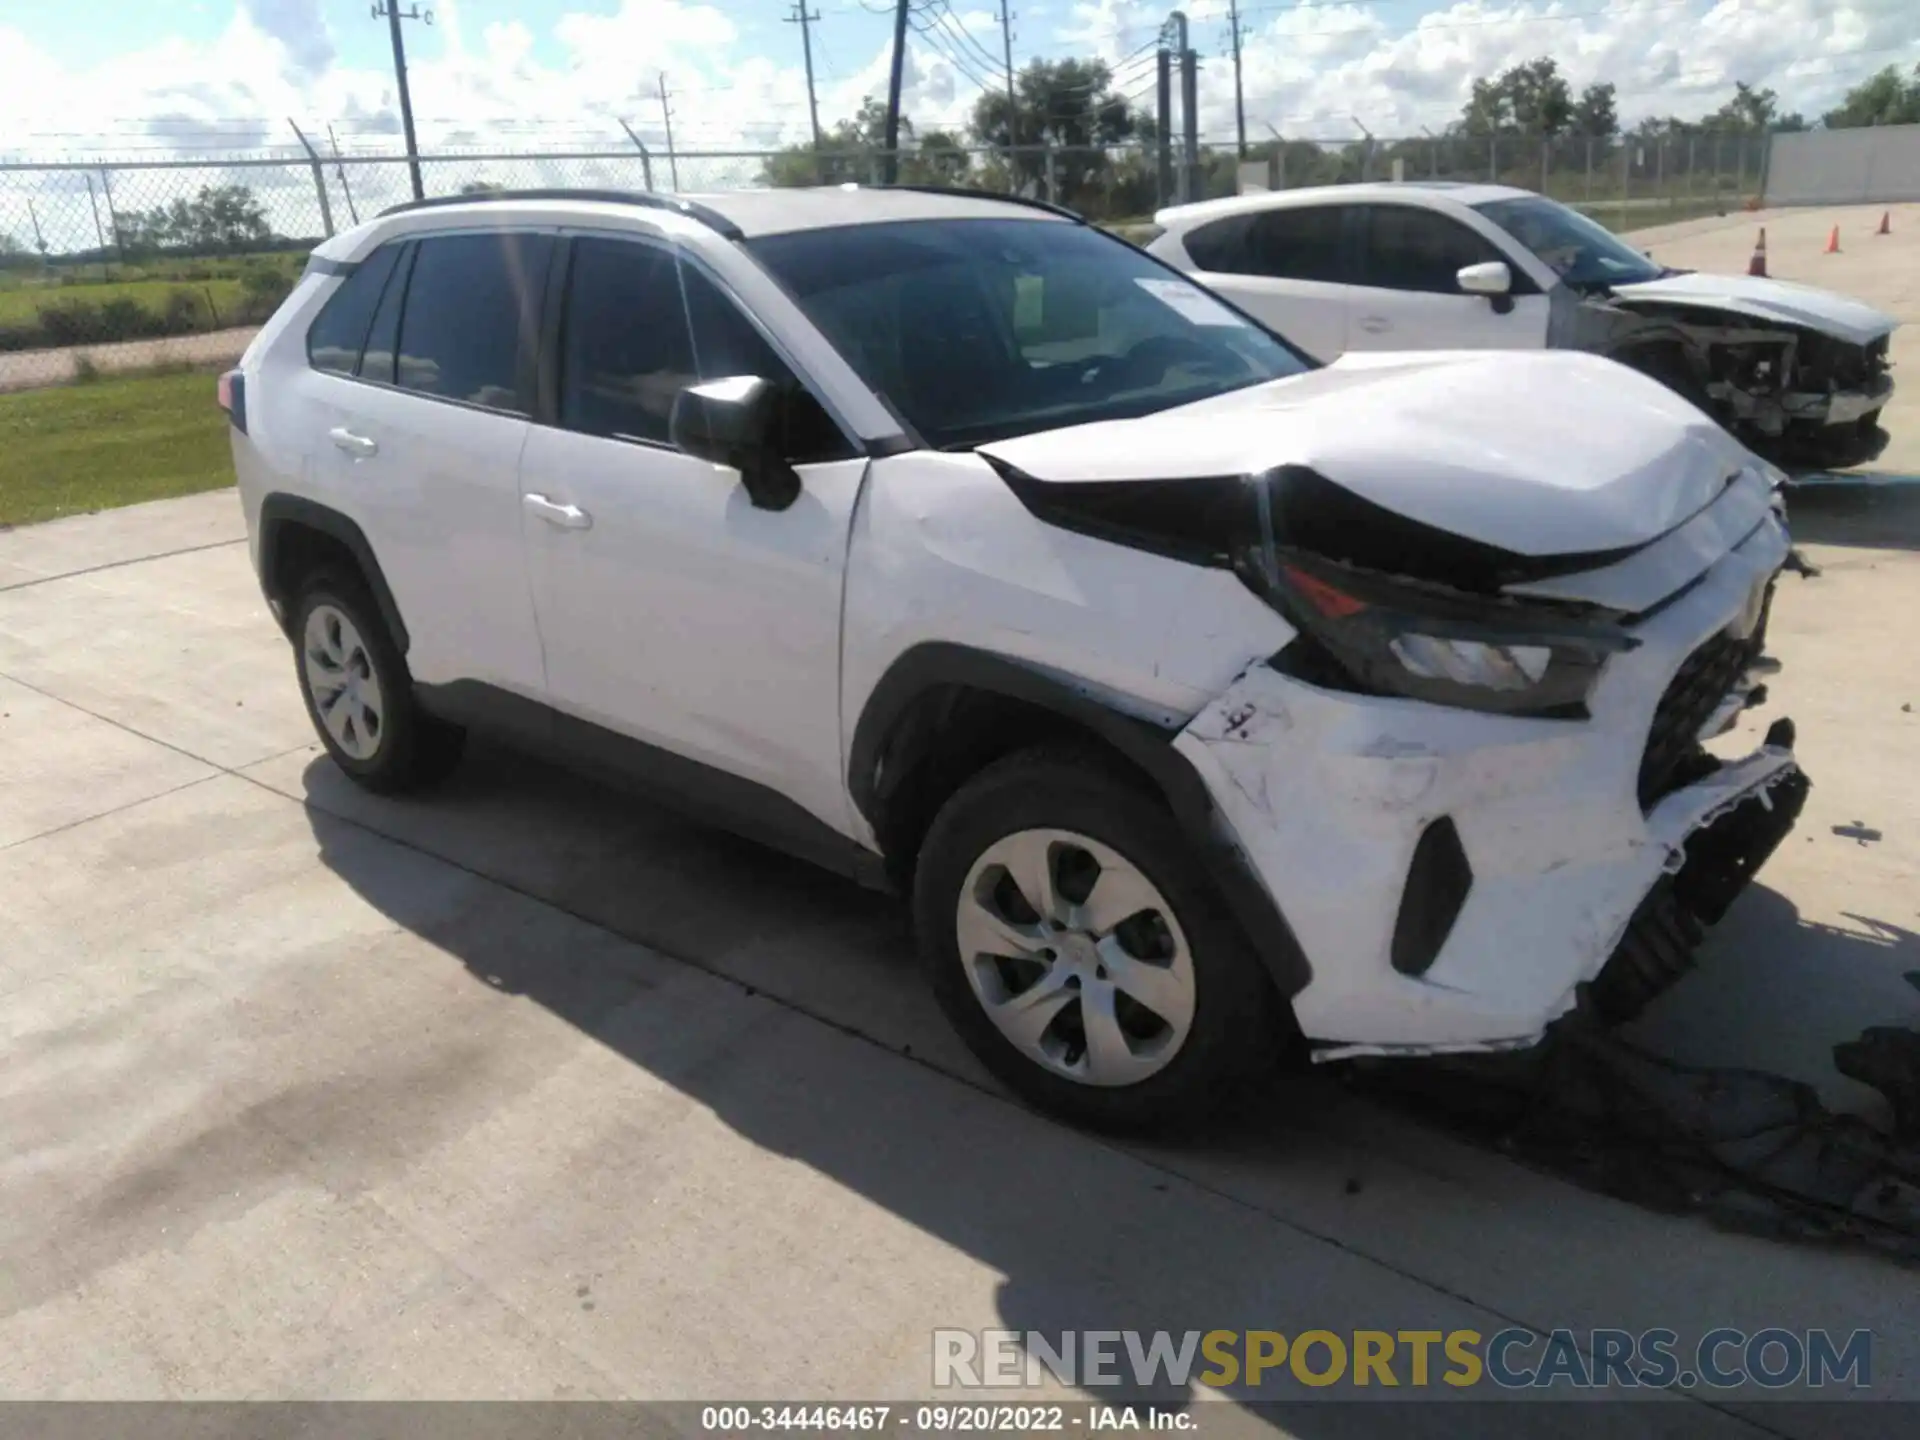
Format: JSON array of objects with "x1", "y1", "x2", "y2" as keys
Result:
[{"x1": 1765, "y1": 125, "x2": 1920, "y2": 206}]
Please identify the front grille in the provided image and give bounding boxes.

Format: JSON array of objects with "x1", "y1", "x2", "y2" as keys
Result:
[
  {"x1": 1797, "y1": 331, "x2": 1889, "y2": 390},
  {"x1": 1636, "y1": 625, "x2": 1764, "y2": 809}
]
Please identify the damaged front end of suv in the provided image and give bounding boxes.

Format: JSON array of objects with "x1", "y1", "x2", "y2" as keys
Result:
[{"x1": 981, "y1": 349, "x2": 1811, "y2": 1062}]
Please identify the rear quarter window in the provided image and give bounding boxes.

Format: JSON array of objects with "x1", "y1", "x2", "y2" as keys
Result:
[
  {"x1": 1180, "y1": 214, "x2": 1255, "y2": 273},
  {"x1": 305, "y1": 243, "x2": 404, "y2": 375}
]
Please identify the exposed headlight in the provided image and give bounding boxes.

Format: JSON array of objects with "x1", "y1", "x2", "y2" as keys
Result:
[
  {"x1": 1241, "y1": 551, "x2": 1638, "y2": 717},
  {"x1": 1388, "y1": 635, "x2": 1552, "y2": 691}
]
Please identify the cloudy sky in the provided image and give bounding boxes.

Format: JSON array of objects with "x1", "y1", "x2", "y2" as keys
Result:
[{"x1": 0, "y1": 0, "x2": 1913, "y2": 161}]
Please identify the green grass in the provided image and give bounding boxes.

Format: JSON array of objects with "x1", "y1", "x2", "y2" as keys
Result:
[
  {"x1": 0, "y1": 277, "x2": 248, "y2": 327},
  {"x1": 0, "y1": 369, "x2": 232, "y2": 528},
  {"x1": 0, "y1": 250, "x2": 305, "y2": 292}
]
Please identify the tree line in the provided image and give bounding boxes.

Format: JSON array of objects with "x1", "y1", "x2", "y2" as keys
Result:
[{"x1": 759, "y1": 55, "x2": 1920, "y2": 215}]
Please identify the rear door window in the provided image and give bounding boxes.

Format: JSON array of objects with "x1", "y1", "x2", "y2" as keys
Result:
[
  {"x1": 1246, "y1": 206, "x2": 1352, "y2": 283},
  {"x1": 394, "y1": 232, "x2": 552, "y2": 413},
  {"x1": 306, "y1": 243, "x2": 404, "y2": 375},
  {"x1": 1359, "y1": 205, "x2": 1507, "y2": 293}
]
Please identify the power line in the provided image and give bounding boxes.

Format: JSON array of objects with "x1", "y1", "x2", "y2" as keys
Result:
[
  {"x1": 928, "y1": 0, "x2": 1007, "y2": 76},
  {"x1": 913, "y1": 16, "x2": 1002, "y2": 94}
]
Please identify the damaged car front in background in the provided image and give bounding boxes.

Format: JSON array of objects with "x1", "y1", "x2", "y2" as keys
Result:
[
  {"x1": 1477, "y1": 193, "x2": 1897, "y2": 473},
  {"x1": 981, "y1": 350, "x2": 1809, "y2": 1060}
]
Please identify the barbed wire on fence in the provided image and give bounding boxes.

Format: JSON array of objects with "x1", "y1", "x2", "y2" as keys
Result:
[{"x1": 0, "y1": 126, "x2": 1783, "y2": 394}]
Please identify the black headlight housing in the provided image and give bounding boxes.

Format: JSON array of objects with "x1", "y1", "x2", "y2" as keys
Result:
[
  {"x1": 987, "y1": 457, "x2": 1643, "y2": 717},
  {"x1": 1237, "y1": 547, "x2": 1637, "y2": 718}
]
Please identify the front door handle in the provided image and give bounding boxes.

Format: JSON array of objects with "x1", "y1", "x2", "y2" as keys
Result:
[
  {"x1": 523, "y1": 493, "x2": 593, "y2": 531},
  {"x1": 329, "y1": 426, "x2": 378, "y2": 457},
  {"x1": 1357, "y1": 315, "x2": 1392, "y2": 335}
]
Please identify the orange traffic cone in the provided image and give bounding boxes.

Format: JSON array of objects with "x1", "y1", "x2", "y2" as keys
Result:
[
  {"x1": 1748, "y1": 228, "x2": 1768, "y2": 276},
  {"x1": 1825, "y1": 224, "x2": 1842, "y2": 254},
  {"x1": 1876, "y1": 210, "x2": 1891, "y2": 236}
]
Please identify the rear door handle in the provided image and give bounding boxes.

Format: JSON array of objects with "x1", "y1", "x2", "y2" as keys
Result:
[
  {"x1": 1357, "y1": 315, "x2": 1392, "y2": 334},
  {"x1": 329, "y1": 426, "x2": 378, "y2": 457},
  {"x1": 523, "y1": 493, "x2": 593, "y2": 531}
]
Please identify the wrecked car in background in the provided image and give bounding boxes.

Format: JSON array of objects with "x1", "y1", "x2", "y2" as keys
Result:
[{"x1": 1148, "y1": 183, "x2": 1897, "y2": 473}]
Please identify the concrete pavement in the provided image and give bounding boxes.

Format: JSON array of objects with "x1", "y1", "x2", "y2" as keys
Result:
[{"x1": 1, "y1": 487, "x2": 1917, "y2": 1433}]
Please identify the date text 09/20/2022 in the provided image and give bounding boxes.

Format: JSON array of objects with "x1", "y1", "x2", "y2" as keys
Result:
[{"x1": 700, "y1": 1408, "x2": 1194, "y2": 1433}]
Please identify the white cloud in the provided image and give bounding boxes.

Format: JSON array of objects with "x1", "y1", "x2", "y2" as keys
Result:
[{"x1": 0, "y1": 0, "x2": 1913, "y2": 169}]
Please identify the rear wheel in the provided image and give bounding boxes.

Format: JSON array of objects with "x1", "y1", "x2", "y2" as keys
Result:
[
  {"x1": 291, "y1": 570, "x2": 465, "y2": 793},
  {"x1": 913, "y1": 747, "x2": 1284, "y2": 1133}
]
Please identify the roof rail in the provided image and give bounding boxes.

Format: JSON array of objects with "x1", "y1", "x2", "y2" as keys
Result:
[
  {"x1": 852, "y1": 183, "x2": 1086, "y2": 224},
  {"x1": 375, "y1": 188, "x2": 744, "y2": 240}
]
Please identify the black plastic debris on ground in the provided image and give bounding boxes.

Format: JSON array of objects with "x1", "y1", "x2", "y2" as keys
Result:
[{"x1": 1346, "y1": 1011, "x2": 1920, "y2": 1262}]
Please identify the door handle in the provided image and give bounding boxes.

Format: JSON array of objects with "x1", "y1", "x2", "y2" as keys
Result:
[
  {"x1": 523, "y1": 493, "x2": 593, "y2": 531},
  {"x1": 329, "y1": 426, "x2": 378, "y2": 457},
  {"x1": 1357, "y1": 316, "x2": 1392, "y2": 334}
]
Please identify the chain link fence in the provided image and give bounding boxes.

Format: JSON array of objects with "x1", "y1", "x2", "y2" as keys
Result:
[{"x1": 0, "y1": 129, "x2": 1780, "y2": 393}]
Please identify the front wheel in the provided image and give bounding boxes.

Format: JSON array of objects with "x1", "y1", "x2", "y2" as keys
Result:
[{"x1": 912, "y1": 748, "x2": 1284, "y2": 1133}]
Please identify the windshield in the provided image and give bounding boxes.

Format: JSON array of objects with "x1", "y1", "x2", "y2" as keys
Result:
[
  {"x1": 744, "y1": 217, "x2": 1312, "y2": 450},
  {"x1": 1473, "y1": 194, "x2": 1665, "y2": 291}
]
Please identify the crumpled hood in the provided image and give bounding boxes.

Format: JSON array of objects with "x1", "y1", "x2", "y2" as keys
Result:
[
  {"x1": 980, "y1": 348, "x2": 1753, "y2": 558},
  {"x1": 1608, "y1": 271, "x2": 1898, "y2": 347}
]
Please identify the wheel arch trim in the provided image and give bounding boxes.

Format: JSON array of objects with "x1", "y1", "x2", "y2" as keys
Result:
[
  {"x1": 849, "y1": 642, "x2": 1313, "y2": 1000},
  {"x1": 258, "y1": 493, "x2": 411, "y2": 655}
]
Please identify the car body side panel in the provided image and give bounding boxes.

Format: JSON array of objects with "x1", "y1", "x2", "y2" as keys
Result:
[
  {"x1": 1193, "y1": 269, "x2": 1352, "y2": 364},
  {"x1": 836, "y1": 452, "x2": 1295, "y2": 815}
]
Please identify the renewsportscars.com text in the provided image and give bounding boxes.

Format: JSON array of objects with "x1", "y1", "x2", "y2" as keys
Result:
[{"x1": 932, "y1": 1328, "x2": 1873, "y2": 1391}]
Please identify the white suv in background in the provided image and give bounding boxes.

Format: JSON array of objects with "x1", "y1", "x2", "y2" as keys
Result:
[
  {"x1": 223, "y1": 185, "x2": 1807, "y2": 1132},
  {"x1": 1148, "y1": 183, "x2": 1897, "y2": 472}
]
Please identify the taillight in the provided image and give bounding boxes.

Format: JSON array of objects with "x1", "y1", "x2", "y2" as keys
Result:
[{"x1": 218, "y1": 369, "x2": 247, "y2": 434}]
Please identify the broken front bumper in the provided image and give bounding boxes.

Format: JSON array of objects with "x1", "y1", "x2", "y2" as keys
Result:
[
  {"x1": 1591, "y1": 750, "x2": 1809, "y2": 1023},
  {"x1": 1173, "y1": 511, "x2": 1801, "y2": 1059},
  {"x1": 1782, "y1": 373, "x2": 1893, "y2": 428}
]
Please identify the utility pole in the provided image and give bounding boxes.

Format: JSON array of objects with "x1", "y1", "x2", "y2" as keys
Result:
[
  {"x1": 786, "y1": 4, "x2": 824, "y2": 150},
  {"x1": 1170, "y1": 11, "x2": 1198, "y2": 203},
  {"x1": 882, "y1": 0, "x2": 910, "y2": 183},
  {"x1": 657, "y1": 74, "x2": 680, "y2": 191},
  {"x1": 998, "y1": 0, "x2": 1018, "y2": 152},
  {"x1": 1155, "y1": 45, "x2": 1173, "y2": 207},
  {"x1": 328, "y1": 125, "x2": 360, "y2": 225},
  {"x1": 371, "y1": 1, "x2": 430, "y2": 202},
  {"x1": 1227, "y1": 0, "x2": 1246, "y2": 159}
]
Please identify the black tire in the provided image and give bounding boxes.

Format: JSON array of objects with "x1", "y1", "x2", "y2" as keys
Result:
[
  {"x1": 912, "y1": 746, "x2": 1286, "y2": 1134},
  {"x1": 290, "y1": 568, "x2": 465, "y2": 794}
]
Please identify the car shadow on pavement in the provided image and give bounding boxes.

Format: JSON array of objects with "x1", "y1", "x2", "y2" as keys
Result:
[
  {"x1": 297, "y1": 743, "x2": 1908, "y2": 1436},
  {"x1": 1785, "y1": 476, "x2": 1920, "y2": 553}
]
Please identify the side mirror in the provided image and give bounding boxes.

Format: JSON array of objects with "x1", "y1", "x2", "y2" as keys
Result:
[
  {"x1": 670, "y1": 375, "x2": 801, "y2": 512},
  {"x1": 1456, "y1": 261, "x2": 1512, "y2": 297}
]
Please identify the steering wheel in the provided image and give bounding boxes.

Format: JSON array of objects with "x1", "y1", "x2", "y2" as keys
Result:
[{"x1": 1073, "y1": 334, "x2": 1229, "y2": 390}]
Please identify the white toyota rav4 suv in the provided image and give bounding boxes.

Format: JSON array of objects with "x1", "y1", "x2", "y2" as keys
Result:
[{"x1": 223, "y1": 185, "x2": 1808, "y2": 1132}]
